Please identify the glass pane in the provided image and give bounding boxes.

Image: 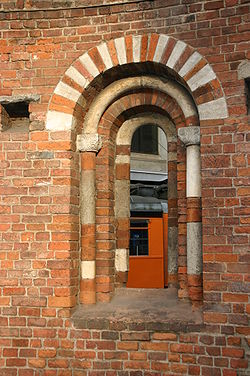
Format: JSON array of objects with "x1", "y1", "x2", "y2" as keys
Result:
[
  {"x1": 130, "y1": 219, "x2": 149, "y2": 228},
  {"x1": 129, "y1": 229, "x2": 149, "y2": 256},
  {"x1": 131, "y1": 125, "x2": 158, "y2": 155}
]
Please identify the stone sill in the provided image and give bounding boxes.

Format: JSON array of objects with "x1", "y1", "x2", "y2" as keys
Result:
[{"x1": 71, "y1": 287, "x2": 204, "y2": 333}]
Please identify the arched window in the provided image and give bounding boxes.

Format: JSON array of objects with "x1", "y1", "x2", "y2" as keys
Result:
[{"x1": 129, "y1": 125, "x2": 168, "y2": 289}]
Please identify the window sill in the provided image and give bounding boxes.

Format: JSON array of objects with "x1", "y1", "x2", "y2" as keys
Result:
[
  {"x1": 71, "y1": 287, "x2": 204, "y2": 333},
  {"x1": 131, "y1": 152, "x2": 162, "y2": 161}
]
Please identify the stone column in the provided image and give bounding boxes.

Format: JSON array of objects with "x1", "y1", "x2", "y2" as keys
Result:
[
  {"x1": 114, "y1": 148, "x2": 130, "y2": 287},
  {"x1": 178, "y1": 126, "x2": 202, "y2": 305},
  {"x1": 167, "y1": 138, "x2": 178, "y2": 286},
  {"x1": 77, "y1": 133, "x2": 102, "y2": 304}
]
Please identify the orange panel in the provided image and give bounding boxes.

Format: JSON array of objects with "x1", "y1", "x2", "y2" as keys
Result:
[
  {"x1": 163, "y1": 213, "x2": 168, "y2": 287},
  {"x1": 127, "y1": 217, "x2": 165, "y2": 288},
  {"x1": 149, "y1": 218, "x2": 164, "y2": 257},
  {"x1": 127, "y1": 257, "x2": 164, "y2": 288}
]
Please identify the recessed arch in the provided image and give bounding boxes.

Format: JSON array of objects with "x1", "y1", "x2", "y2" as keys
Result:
[
  {"x1": 82, "y1": 75, "x2": 197, "y2": 134},
  {"x1": 115, "y1": 113, "x2": 177, "y2": 288},
  {"x1": 116, "y1": 113, "x2": 176, "y2": 147},
  {"x1": 92, "y1": 88, "x2": 184, "y2": 301},
  {"x1": 100, "y1": 87, "x2": 190, "y2": 139},
  {"x1": 45, "y1": 33, "x2": 228, "y2": 131}
]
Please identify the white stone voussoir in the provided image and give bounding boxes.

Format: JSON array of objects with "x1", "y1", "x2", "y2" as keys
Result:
[
  {"x1": 97, "y1": 43, "x2": 113, "y2": 70},
  {"x1": 46, "y1": 111, "x2": 74, "y2": 131},
  {"x1": 198, "y1": 97, "x2": 228, "y2": 120},
  {"x1": 153, "y1": 34, "x2": 169, "y2": 62},
  {"x1": 178, "y1": 51, "x2": 202, "y2": 78},
  {"x1": 79, "y1": 53, "x2": 100, "y2": 78},
  {"x1": 54, "y1": 81, "x2": 81, "y2": 103},
  {"x1": 115, "y1": 37, "x2": 127, "y2": 65},
  {"x1": 66, "y1": 66, "x2": 88, "y2": 89},
  {"x1": 166, "y1": 40, "x2": 186, "y2": 69},
  {"x1": 187, "y1": 64, "x2": 216, "y2": 92},
  {"x1": 132, "y1": 35, "x2": 142, "y2": 63}
]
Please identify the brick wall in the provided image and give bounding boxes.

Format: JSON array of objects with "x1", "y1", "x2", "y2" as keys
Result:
[{"x1": 0, "y1": 0, "x2": 249, "y2": 375}]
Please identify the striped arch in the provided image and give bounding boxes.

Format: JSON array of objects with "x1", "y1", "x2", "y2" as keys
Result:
[{"x1": 46, "y1": 33, "x2": 228, "y2": 131}]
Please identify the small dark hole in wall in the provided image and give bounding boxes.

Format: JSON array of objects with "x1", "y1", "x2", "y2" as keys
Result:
[
  {"x1": 2, "y1": 101, "x2": 29, "y2": 118},
  {"x1": 245, "y1": 78, "x2": 250, "y2": 115}
]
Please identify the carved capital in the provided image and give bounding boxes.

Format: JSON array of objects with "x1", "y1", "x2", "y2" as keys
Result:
[
  {"x1": 178, "y1": 126, "x2": 200, "y2": 146},
  {"x1": 77, "y1": 133, "x2": 102, "y2": 153}
]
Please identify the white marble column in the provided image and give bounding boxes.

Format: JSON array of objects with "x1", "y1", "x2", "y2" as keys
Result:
[{"x1": 178, "y1": 126, "x2": 202, "y2": 304}]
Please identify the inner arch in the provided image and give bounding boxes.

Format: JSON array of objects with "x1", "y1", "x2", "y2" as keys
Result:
[{"x1": 77, "y1": 63, "x2": 203, "y2": 305}]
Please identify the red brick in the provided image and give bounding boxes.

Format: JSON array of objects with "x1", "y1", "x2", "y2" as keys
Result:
[
  {"x1": 121, "y1": 332, "x2": 150, "y2": 341},
  {"x1": 223, "y1": 293, "x2": 248, "y2": 303},
  {"x1": 204, "y1": 313, "x2": 227, "y2": 324},
  {"x1": 124, "y1": 360, "x2": 150, "y2": 370},
  {"x1": 170, "y1": 344, "x2": 193, "y2": 353},
  {"x1": 230, "y1": 359, "x2": 248, "y2": 368},
  {"x1": 117, "y1": 342, "x2": 138, "y2": 351},
  {"x1": 222, "y1": 347, "x2": 244, "y2": 358},
  {"x1": 152, "y1": 333, "x2": 177, "y2": 341}
]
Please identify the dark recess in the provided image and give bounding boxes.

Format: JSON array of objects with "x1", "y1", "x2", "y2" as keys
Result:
[{"x1": 2, "y1": 102, "x2": 29, "y2": 118}]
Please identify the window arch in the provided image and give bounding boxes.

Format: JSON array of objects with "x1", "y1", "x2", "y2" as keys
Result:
[{"x1": 45, "y1": 33, "x2": 228, "y2": 308}]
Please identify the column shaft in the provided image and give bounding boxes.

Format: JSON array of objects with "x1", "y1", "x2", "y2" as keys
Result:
[
  {"x1": 167, "y1": 157, "x2": 178, "y2": 286},
  {"x1": 187, "y1": 145, "x2": 201, "y2": 197},
  {"x1": 114, "y1": 155, "x2": 130, "y2": 287},
  {"x1": 186, "y1": 144, "x2": 202, "y2": 305},
  {"x1": 80, "y1": 152, "x2": 96, "y2": 304},
  {"x1": 178, "y1": 126, "x2": 202, "y2": 305}
]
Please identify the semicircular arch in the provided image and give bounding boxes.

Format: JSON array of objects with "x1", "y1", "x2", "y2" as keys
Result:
[{"x1": 45, "y1": 33, "x2": 228, "y2": 132}]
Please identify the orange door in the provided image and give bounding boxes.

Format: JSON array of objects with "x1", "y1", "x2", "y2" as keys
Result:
[{"x1": 127, "y1": 217, "x2": 166, "y2": 288}]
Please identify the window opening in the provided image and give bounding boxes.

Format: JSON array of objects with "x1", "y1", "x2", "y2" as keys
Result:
[
  {"x1": 128, "y1": 125, "x2": 168, "y2": 289},
  {"x1": 0, "y1": 99, "x2": 32, "y2": 133},
  {"x1": 131, "y1": 124, "x2": 158, "y2": 154},
  {"x1": 2, "y1": 101, "x2": 29, "y2": 118},
  {"x1": 130, "y1": 219, "x2": 149, "y2": 256}
]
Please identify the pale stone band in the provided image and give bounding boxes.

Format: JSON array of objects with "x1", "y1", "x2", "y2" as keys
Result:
[
  {"x1": 187, "y1": 223, "x2": 202, "y2": 274},
  {"x1": 115, "y1": 249, "x2": 129, "y2": 272},
  {"x1": 187, "y1": 145, "x2": 201, "y2": 198},
  {"x1": 81, "y1": 260, "x2": 96, "y2": 279},
  {"x1": 178, "y1": 126, "x2": 201, "y2": 198},
  {"x1": 178, "y1": 126, "x2": 202, "y2": 276}
]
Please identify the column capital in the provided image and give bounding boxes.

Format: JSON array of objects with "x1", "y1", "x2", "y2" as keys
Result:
[
  {"x1": 178, "y1": 126, "x2": 200, "y2": 146},
  {"x1": 77, "y1": 133, "x2": 102, "y2": 153}
]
